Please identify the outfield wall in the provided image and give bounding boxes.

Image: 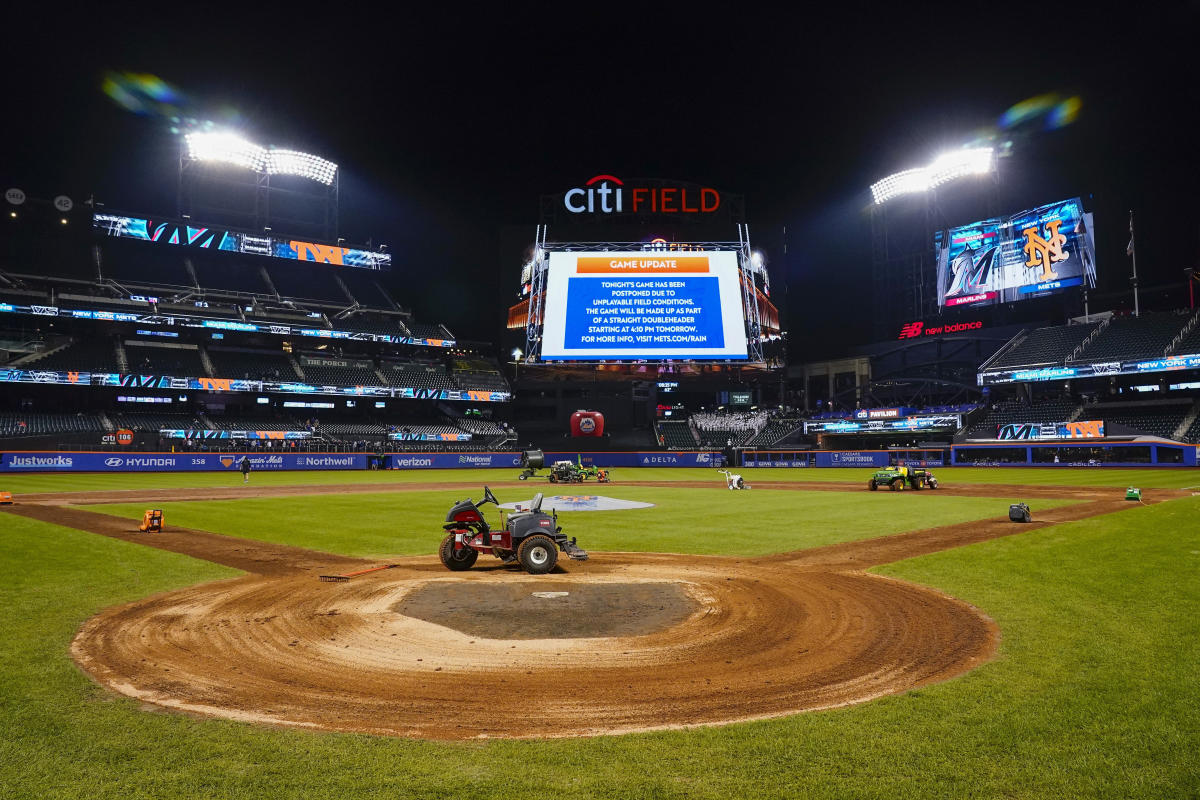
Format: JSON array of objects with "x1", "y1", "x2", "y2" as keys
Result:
[
  {"x1": 741, "y1": 449, "x2": 946, "y2": 468},
  {"x1": 0, "y1": 450, "x2": 724, "y2": 472},
  {"x1": 951, "y1": 442, "x2": 1199, "y2": 467}
]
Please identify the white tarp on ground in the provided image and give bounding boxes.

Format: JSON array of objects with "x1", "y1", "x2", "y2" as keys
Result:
[{"x1": 500, "y1": 495, "x2": 655, "y2": 512}]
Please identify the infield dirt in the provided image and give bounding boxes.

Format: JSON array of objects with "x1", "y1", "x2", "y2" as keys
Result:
[{"x1": 3, "y1": 479, "x2": 1181, "y2": 739}]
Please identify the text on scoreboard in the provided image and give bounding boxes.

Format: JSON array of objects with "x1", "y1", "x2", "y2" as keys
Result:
[{"x1": 539, "y1": 251, "x2": 748, "y2": 360}]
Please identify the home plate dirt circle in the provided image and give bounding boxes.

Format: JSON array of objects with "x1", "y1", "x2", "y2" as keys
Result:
[{"x1": 70, "y1": 553, "x2": 996, "y2": 740}]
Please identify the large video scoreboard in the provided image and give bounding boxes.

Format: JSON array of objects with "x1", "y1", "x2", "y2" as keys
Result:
[
  {"x1": 934, "y1": 197, "x2": 1096, "y2": 308},
  {"x1": 538, "y1": 250, "x2": 749, "y2": 361}
]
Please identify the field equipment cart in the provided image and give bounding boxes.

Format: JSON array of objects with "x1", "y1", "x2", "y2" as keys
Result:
[{"x1": 439, "y1": 486, "x2": 588, "y2": 574}]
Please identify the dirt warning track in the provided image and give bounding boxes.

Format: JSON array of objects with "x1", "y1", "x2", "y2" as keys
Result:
[{"x1": 4, "y1": 480, "x2": 1178, "y2": 739}]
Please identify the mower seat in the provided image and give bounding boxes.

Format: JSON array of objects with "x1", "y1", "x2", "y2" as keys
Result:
[{"x1": 530, "y1": 492, "x2": 544, "y2": 512}]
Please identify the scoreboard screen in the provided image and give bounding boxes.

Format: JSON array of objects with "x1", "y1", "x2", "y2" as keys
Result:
[{"x1": 539, "y1": 251, "x2": 748, "y2": 361}]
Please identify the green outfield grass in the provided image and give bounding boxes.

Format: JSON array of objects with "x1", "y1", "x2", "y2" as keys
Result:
[
  {"x1": 2, "y1": 488, "x2": 1196, "y2": 798},
  {"x1": 91, "y1": 487, "x2": 1077, "y2": 558},
  {"x1": 3, "y1": 464, "x2": 1198, "y2": 496}
]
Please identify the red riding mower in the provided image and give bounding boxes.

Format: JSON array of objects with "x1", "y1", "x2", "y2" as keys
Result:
[{"x1": 439, "y1": 486, "x2": 589, "y2": 575}]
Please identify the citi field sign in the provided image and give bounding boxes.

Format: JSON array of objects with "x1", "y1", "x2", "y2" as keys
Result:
[{"x1": 563, "y1": 175, "x2": 721, "y2": 215}]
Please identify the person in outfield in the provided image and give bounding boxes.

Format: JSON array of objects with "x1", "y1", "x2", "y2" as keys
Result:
[{"x1": 240, "y1": 456, "x2": 252, "y2": 484}]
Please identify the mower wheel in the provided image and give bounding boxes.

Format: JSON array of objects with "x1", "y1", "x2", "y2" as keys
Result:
[
  {"x1": 518, "y1": 474, "x2": 528, "y2": 480},
  {"x1": 890, "y1": 478, "x2": 903, "y2": 491},
  {"x1": 517, "y1": 534, "x2": 559, "y2": 574},
  {"x1": 868, "y1": 479, "x2": 877, "y2": 491},
  {"x1": 912, "y1": 479, "x2": 923, "y2": 491},
  {"x1": 439, "y1": 534, "x2": 478, "y2": 571},
  {"x1": 549, "y1": 474, "x2": 557, "y2": 483}
]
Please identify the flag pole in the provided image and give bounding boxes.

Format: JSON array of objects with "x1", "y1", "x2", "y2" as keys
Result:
[{"x1": 1128, "y1": 210, "x2": 1140, "y2": 317}]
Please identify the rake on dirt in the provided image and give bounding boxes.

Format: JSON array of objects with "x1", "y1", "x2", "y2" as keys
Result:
[{"x1": 318, "y1": 564, "x2": 398, "y2": 582}]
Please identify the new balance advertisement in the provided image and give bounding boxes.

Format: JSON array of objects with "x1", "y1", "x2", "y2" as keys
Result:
[{"x1": 935, "y1": 198, "x2": 1096, "y2": 308}]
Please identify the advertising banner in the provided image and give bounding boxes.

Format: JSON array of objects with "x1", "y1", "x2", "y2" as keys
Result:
[
  {"x1": 817, "y1": 451, "x2": 891, "y2": 468},
  {"x1": 93, "y1": 214, "x2": 391, "y2": 270},
  {"x1": 0, "y1": 452, "x2": 367, "y2": 472},
  {"x1": 540, "y1": 251, "x2": 748, "y2": 361},
  {"x1": 979, "y1": 352, "x2": 1200, "y2": 385},
  {"x1": 936, "y1": 198, "x2": 1096, "y2": 308},
  {"x1": 997, "y1": 420, "x2": 1105, "y2": 440}
]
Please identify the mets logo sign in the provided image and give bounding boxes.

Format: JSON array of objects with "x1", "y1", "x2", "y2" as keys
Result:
[
  {"x1": 220, "y1": 457, "x2": 235, "y2": 468},
  {"x1": 1022, "y1": 219, "x2": 1069, "y2": 281}
]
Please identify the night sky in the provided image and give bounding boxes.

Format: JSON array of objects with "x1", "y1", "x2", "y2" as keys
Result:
[{"x1": 6, "y1": 7, "x2": 1199, "y2": 357}]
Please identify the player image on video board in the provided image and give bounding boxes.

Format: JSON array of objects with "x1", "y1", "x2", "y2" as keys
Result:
[{"x1": 934, "y1": 198, "x2": 1096, "y2": 308}]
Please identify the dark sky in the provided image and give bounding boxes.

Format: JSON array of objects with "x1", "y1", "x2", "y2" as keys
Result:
[{"x1": 6, "y1": 6, "x2": 1199, "y2": 355}]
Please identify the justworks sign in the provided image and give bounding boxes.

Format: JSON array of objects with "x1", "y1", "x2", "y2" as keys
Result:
[{"x1": 563, "y1": 175, "x2": 720, "y2": 215}]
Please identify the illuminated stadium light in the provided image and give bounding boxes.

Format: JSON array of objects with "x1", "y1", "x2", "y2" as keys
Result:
[
  {"x1": 184, "y1": 132, "x2": 338, "y2": 185},
  {"x1": 185, "y1": 132, "x2": 266, "y2": 171},
  {"x1": 870, "y1": 147, "x2": 994, "y2": 204},
  {"x1": 265, "y1": 149, "x2": 338, "y2": 185}
]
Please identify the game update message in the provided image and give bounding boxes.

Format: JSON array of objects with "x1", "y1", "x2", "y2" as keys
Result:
[{"x1": 540, "y1": 252, "x2": 748, "y2": 360}]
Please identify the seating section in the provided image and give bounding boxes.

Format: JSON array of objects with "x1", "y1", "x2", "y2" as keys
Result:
[
  {"x1": 191, "y1": 255, "x2": 270, "y2": 295},
  {"x1": 1095, "y1": 403, "x2": 1191, "y2": 439},
  {"x1": 298, "y1": 359, "x2": 381, "y2": 386},
  {"x1": 384, "y1": 361, "x2": 456, "y2": 392},
  {"x1": 1075, "y1": 312, "x2": 1190, "y2": 362},
  {"x1": 0, "y1": 412, "x2": 106, "y2": 437},
  {"x1": 340, "y1": 272, "x2": 396, "y2": 309},
  {"x1": 406, "y1": 321, "x2": 451, "y2": 340},
  {"x1": 266, "y1": 265, "x2": 348, "y2": 303},
  {"x1": 125, "y1": 343, "x2": 207, "y2": 376},
  {"x1": 207, "y1": 348, "x2": 296, "y2": 382},
  {"x1": 691, "y1": 410, "x2": 769, "y2": 448},
  {"x1": 319, "y1": 421, "x2": 387, "y2": 436},
  {"x1": 656, "y1": 420, "x2": 697, "y2": 449},
  {"x1": 110, "y1": 412, "x2": 206, "y2": 432},
  {"x1": 24, "y1": 337, "x2": 121, "y2": 373},
  {"x1": 988, "y1": 323, "x2": 1100, "y2": 368},
  {"x1": 1167, "y1": 320, "x2": 1200, "y2": 356},
  {"x1": 1181, "y1": 413, "x2": 1200, "y2": 444},
  {"x1": 745, "y1": 418, "x2": 805, "y2": 447},
  {"x1": 204, "y1": 415, "x2": 303, "y2": 431},
  {"x1": 967, "y1": 396, "x2": 1081, "y2": 437}
]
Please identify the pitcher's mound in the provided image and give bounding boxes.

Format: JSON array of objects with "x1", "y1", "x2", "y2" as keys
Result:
[
  {"x1": 499, "y1": 495, "x2": 655, "y2": 511},
  {"x1": 396, "y1": 581, "x2": 695, "y2": 639}
]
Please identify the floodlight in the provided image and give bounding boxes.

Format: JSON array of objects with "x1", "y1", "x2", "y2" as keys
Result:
[
  {"x1": 750, "y1": 250, "x2": 765, "y2": 270},
  {"x1": 265, "y1": 148, "x2": 338, "y2": 185},
  {"x1": 183, "y1": 132, "x2": 337, "y2": 185},
  {"x1": 870, "y1": 147, "x2": 994, "y2": 204},
  {"x1": 185, "y1": 132, "x2": 265, "y2": 171}
]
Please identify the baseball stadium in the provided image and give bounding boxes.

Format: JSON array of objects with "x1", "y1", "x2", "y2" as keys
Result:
[{"x1": 3, "y1": 15, "x2": 1199, "y2": 800}]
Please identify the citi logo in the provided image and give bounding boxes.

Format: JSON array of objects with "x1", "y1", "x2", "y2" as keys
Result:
[{"x1": 564, "y1": 176, "x2": 720, "y2": 215}]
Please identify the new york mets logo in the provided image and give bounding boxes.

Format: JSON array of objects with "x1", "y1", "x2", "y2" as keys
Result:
[{"x1": 1022, "y1": 219, "x2": 1069, "y2": 281}]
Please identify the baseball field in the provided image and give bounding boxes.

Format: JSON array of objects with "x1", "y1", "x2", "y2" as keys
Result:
[{"x1": 1, "y1": 466, "x2": 1197, "y2": 798}]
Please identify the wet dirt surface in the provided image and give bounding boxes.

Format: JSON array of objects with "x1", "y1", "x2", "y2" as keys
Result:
[
  {"x1": 2, "y1": 478, "x2": 1183, "y2": 739},
  {"x1": 395, "y1": 580, "x2": 698, "y2": 639}
]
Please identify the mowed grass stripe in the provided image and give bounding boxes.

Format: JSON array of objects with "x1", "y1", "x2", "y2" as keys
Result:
[
  {"x1": 0, "y1": 494, "x2": 1196, "y2": 798},
  {"x1": 4, "y1": 465, "x2": 1198, "y2": 496},
  {"x1": 89, "y1": 487, "x2": 1078, "y2": 558}
]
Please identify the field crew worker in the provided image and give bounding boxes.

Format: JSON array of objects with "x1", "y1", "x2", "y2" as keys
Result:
[{"x1": 240, "y1": 456, "x2": 252, "y2": 484}]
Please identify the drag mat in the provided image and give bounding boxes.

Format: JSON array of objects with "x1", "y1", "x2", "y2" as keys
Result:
[{"x1": 2, "y1": 481, "x2": 1181, "y2": 739}]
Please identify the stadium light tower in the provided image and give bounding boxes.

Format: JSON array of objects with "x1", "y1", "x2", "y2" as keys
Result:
[
  {"x1": 179, "y1": 129, "x2": 340, "y2": 239},
  {"x1": 870, "y1": 147, "x2": 994, "y2": 204}
]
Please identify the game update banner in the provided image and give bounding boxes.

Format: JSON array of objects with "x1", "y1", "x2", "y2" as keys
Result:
[{"x1": 539, "y1": 251, "x2": 748, "y2": 360}]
